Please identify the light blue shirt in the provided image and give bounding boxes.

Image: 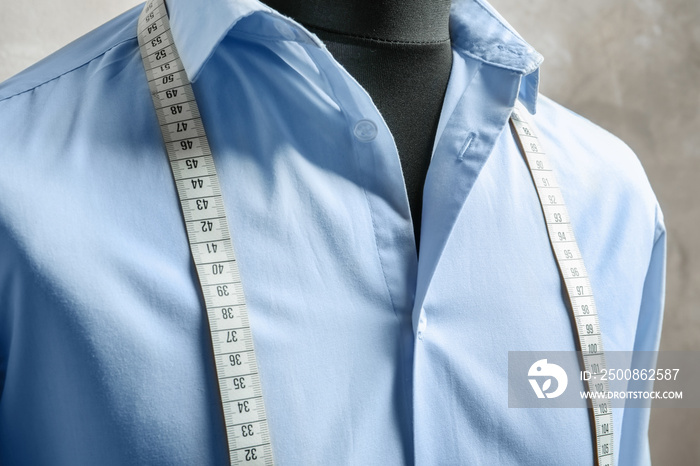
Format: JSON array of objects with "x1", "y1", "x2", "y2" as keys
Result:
[{"x1": 0, "y1": 0, "x2": 666, "y2": 464}]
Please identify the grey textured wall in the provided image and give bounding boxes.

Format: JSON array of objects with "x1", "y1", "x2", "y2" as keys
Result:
[{"x1": 1, "y1": 0, "x2": 698, "y2": 464}]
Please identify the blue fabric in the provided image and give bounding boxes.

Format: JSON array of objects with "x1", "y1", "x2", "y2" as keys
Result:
[{"x1": 0, "y1": 0, "x2": 665, "y2": 464}]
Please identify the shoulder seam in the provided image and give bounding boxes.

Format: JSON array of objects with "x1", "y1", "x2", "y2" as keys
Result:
[{"x1": 0, "y1": 35, "x2": 138, "y2": 104}]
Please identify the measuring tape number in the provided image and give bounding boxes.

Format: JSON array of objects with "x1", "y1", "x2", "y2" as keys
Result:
[
  {"x1": 511, "y1": 101, "x2": 614, "y2": 466},
  {"x1": 137, "y1": 1, "x2": 274, "y2": 464}
]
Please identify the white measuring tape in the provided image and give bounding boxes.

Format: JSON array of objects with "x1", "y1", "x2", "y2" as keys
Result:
[
  {"x1": 137, "y1": 1, "x2": 612, "y2": 464},
  {"x1": 511, "y1": 102, "x2": 614, "y2": 466},
  {"x1": 137, "y1": 1, "x2": 273, "y2": 464}
]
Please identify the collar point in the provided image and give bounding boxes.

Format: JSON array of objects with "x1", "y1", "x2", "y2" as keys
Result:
[{"x1": 518, "y1": 66, "x2": 541, "y2": 114}]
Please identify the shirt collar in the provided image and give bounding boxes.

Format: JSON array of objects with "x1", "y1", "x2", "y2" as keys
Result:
[{"x1": 166, "y1": 0, "x2": 543, "y2": 112}]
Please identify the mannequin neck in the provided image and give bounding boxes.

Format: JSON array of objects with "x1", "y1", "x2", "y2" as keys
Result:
[{"x1": 263, "y1": 0, "x2": 452, "y2": 44}]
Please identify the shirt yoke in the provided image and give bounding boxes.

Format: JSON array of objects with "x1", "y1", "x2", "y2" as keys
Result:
[
  {"x1": 535, "y1": 94, "x2": 664, "y2": 240},
  {"x1": 0, "y1": 5, "x2": 142, "y2": 103}
]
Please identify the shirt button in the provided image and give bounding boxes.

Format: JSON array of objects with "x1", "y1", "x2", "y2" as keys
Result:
[
  {"x1": 417, "y1": 313, "x2": 427, "y2": 340},
  {"x1": 274, "y1": 21, "x2": 296, "y2": 40},
  {"x1": 353, "y1": 119, "x2": 378, "y2": 142}
]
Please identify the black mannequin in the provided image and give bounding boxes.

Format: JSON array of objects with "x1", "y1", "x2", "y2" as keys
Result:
[{"x1": 262, "y1": 0, "x2": 453, "y2": 252}]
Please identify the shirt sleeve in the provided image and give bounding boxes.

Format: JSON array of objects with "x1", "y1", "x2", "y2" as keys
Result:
[{"x1": 618, "y1": 203, "x2": 667, "y2": 465}]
